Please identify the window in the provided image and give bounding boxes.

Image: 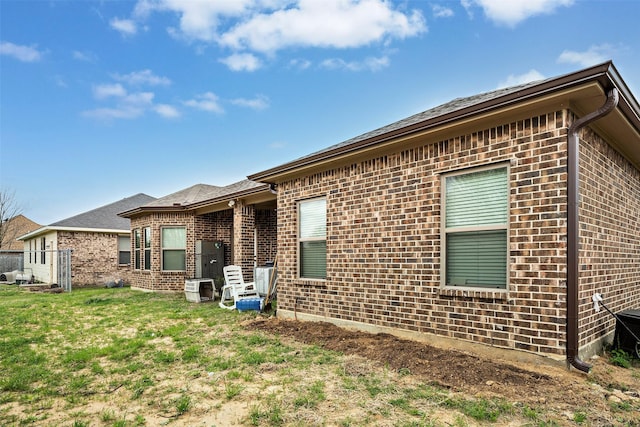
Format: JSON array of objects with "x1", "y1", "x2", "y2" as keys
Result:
[
  {"x1": 143, "y1": 227, "x2": 151, "y2": 270},
  {"x1": 161, "y1": 227, "x2": 186, "y2": 271},
  {"x1": 133, "y1": 229, "x2": 141, "y2": 270},
  {"x1": 41, "y1": 237, "x2": 46, "y2": 264},
  {"x1": 298, "y1": 198, "x2": 326, "y2": 279},
  {"x1": 118, "y1": 235, "x2": 131, "y2": 265},
  {"x1": 443, "y1": 165, "x2": 508, "y2": 289},
  {"x1": 29, "y1": 240, "x2": 32, "y2": 263}
]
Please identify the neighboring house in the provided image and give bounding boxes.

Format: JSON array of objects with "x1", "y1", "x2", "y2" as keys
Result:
[
  {"x1": 18, "y1": 194, "x2": 156, "y2": 286},
  {"x1": 118, "y1": 180, "x2": 276, "y2": 292},
  {"x1": 0, "y1": 215, "x2": 40, "y2": 274},
  {"x1": 0, "y1": 215, "x2": 40, "y2": 251},
  {"x1": 248, "y1": 61, "x2": 640, "y2": 370}
]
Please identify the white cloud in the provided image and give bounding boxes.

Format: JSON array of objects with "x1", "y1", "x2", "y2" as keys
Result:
[
  {"x1": 183, "y1": 92, "x2": 224, "y2": 113},
  {"x1": 93, "y1": 83, "x2": 127, "y2": 99},
  {"x1": 110, "y1": 17, "x2": 137, "y2": 35},
  {"x1": 496, "y1": 69, "x2": 545, "y2": 89},
  {"x1": 269, "y1": 141, "x2": 286, "y2": 149},
  {"x1": 230, "y1": 94, "x2": 270, "y2": 110},
  {"x1": 133, "y1": 0, "x2": 253, "y2": 41},
  {"x1": 0, "y1": 41, "x2": 43, "y2": 62},
  {"x1": 86, "y1": 81, "x2": 158, "y2": 120},
  {"x1": 321, "y1": 55, "x2": 390, "y2": 72},
  {"x1": 289, "y1": 58, "x2": 312, "y2": 70},
  {"x1": 463, "y1": 0, "x2": 574, "y2": 27},
  {"x1": 557, "y1": 44, "x2": 612, "y2": 68},
  {"x1": 432, "y1": 5, "x2": 454, "y2": 18},
  {"x1": 154, "y1": 104, "x2": 181, "y2": 118},
  {"x1": 123, "y1": 91, "x2": 155, "y2": 105},
  {"x1": 54, "y1": 76, "x2": 68, "y2": 88},
  {"x1": 219, "y1": 0, "x2": 426, "y2": 53},
  {"x1": 112, "y1": 69, "x2": 172, "y2": 86},
  {"x1": 73, "y1": 50, "x2": 98, "y2": 63},
  {"x1": 219, "y1": 53, "x2": 262, "y2": 72},
  {"x1": 82, "y1": 106, "x2": 145, "y2": 120},
  {"x1": 132, "y1": 0, "x2": 425, "y2": 55}
]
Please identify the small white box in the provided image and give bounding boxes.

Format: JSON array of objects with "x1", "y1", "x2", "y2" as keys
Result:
[{"x1": 184, "y1": 279, "x2": 214, "y2": 303}]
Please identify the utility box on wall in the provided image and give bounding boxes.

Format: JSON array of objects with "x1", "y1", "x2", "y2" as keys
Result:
[{"x1": 195, "y1": 240, "x2": 224, "y2": 280}]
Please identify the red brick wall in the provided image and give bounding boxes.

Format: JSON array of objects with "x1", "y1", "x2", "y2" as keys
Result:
[
  {"x1": 130, "y1": 212, "x2": 195, "y2": 291},
  {"x1": 276, "y1": 111, "x2": 577, "y2": 356},
  {"x1": 57, "y1": 231, "x2": 131, "y2": 287},
  {"x1": 256, "y1": 208, "x2": 277, "y2": 267},
  {"x1": 129, "y1": 207, "x2": 277, "y2": 291},
  {"x1": 578, "y1": 125, "x2": 640, "y2": 348}
]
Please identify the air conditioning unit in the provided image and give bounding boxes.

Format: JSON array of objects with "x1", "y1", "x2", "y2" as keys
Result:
[{"x1": 254, "y1": 267, "x2": 276, "y2": 297}]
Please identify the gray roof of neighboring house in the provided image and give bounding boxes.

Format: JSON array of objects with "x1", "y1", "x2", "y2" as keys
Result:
[
  {"x1": 51, "y1": 193, "x2": 156, "y2": 230},
  {"x1": 139, "y1": 180, "x2": 265, "y2": 209}
]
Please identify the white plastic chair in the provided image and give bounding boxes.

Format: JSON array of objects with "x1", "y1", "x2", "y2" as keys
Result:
[{"x1": 219, "y1": 265, "x2": 260, "y2": 310}]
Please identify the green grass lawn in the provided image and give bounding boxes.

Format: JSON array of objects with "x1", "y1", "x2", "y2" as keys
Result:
[{"x1": 0, "y1": 285, "x2": 638, "y2": 427}]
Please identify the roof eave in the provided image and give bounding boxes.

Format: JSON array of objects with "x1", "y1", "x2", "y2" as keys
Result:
[
  {"x1": 186, "y1": 184, "x2": 271, "y2": 210},
  {"x1": 249, "y1": 61, "x2": 639, "y2": 183},
  {"x1": 118, "y1": 184, "x2": 273, "y2": 217},
  {"x1": 118, "y1": 205, "x2": 188, "y2": 218},
  {"x1": 18, "y1": 226, "x2": 129, "y2": 240}
]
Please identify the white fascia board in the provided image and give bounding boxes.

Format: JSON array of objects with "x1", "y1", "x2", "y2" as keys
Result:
[{"x1": 17, "y1": 226, "x2": 129, "y2": 241}]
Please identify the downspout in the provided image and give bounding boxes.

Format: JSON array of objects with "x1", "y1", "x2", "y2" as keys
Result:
[{"x1": 566, "y1": 88, "x2": 619, "y2": 372}]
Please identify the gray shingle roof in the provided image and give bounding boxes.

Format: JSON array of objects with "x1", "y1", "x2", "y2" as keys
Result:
[
  {"x1": 298, "y1": 78, "x2": 547, "y2": 160},
  {"x1": 142, "y1": 184, "x2": 222, "y2": 208},
  {"x1": 141, "y1": 180, "x2": 264, "y2": 208},
  {"x1": 51, "y1": 193, "x2": 156, "y2": 230},
  {"x1": 250, "y1": 62, "x2": 636, "y2": 182}
]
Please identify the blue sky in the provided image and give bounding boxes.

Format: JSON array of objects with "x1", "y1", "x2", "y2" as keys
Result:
[{"x1": 1, "y1": 0, "x2": 639, "y2": 225}]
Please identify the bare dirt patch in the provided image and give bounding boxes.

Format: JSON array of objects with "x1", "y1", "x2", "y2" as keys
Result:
[{"x1": 249, "y1": 316, "x2": 640, "y2": 425}]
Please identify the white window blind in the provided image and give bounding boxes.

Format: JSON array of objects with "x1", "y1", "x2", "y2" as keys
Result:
[
  {"x1": 118, "y1": 236, "x2": 131, "y2": 265},
  {"x1": 299, "y1": 198, "x2": 326, "y2": 279},
  {"x1": 444, "y1": 167, "x2": 508, "y2": 289},
  {"x1": 162, "y1": 227, "x2": 186, "y2": 271},
  {"x1": 445, "y1": 167, "x2": 508, "y2": 228}
]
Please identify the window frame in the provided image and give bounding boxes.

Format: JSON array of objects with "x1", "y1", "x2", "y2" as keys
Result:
[
  {"x1": 161, "y1": 226, "x2": 186, "y2": 272},
  {"x1": 133, "y1": 229, "x2": 141, "y2": 270},
  {"x1": 298, "y1": 197, "x2": 327, "y2": 280},
  {"x1": 118, "y1": 235, "x2": 131, "y2": 266},
  {"x1": 441, "y1": 163, "x2": 510, "y2": 290},
  {"x1": 143, "y1": 226, "x2": 151, "y2": 270},
  {"x1": 40, "y1": 237, "x2": 46, "y2": 264}
]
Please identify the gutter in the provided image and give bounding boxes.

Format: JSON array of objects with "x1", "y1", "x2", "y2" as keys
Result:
[{"x1": 566, "y1": 87, "x2": 619, "y2": 372}]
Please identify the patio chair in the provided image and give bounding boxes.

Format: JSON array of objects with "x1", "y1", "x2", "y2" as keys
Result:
[{"x1": 219, "y1": 265, "x2": 261, "y2": 310}]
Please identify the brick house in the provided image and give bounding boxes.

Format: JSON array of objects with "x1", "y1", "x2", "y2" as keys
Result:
[
  {"x1": 118, "y1": 180, "x2": 277, "y2": 292},
  {"x1": 18, "y1": 194, "x2": 155, "y2": 286},
  {"x1": 248, "y1": 61, "x2": 640, "y2": 370},
  {"x1": 0, "y1": 215, "x2": 40, "y2": 275},
  {"x1": 1, "y1": 214, "x2": 40, "y2": 251}
]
